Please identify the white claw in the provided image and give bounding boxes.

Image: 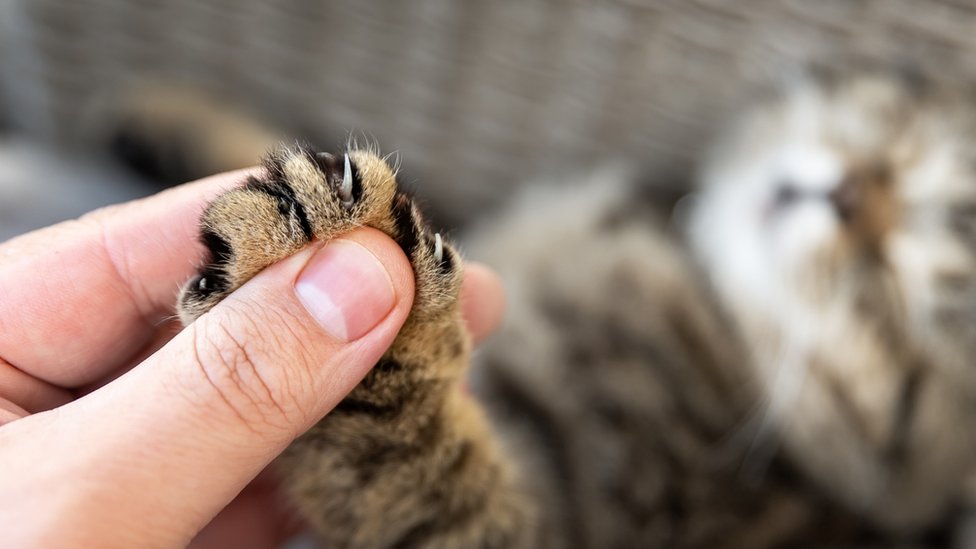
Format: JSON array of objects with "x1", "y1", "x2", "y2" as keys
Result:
[
  {"x1": 434, "y1": 233, "x2": 443, "y2": 262},
  {"x1": 340, "y1": 153, "x2": 354, "y2": 208}
]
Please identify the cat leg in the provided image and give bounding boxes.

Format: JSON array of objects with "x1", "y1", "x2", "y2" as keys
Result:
[{"x1": 178, "y1": 145, "x2": 537, "y2": 548}]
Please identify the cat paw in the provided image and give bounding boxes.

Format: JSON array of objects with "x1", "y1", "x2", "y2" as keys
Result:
[{"x1": 178, "y1": 144, "x2": 461, "y2": 325}]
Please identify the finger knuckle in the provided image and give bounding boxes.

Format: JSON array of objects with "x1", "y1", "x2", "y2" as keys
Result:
[{"x1": 189, "y1": 306, "x2": 302, "y2": 432}]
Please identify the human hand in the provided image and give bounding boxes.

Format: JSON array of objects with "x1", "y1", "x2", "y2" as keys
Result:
[{"x1": 0, "y1": 170, "x2": 505, "y2": 548}]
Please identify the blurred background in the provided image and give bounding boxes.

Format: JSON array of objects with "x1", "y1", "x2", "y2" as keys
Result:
[{"x1": 1, "y1": 0, "x2": 973, "y2": 240}]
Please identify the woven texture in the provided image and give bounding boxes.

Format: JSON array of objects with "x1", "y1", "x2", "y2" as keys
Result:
[{"x1": 1, "y1": 0, "x2": 974, "y2": 222}]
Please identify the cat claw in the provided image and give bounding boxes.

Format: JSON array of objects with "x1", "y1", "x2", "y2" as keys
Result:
[
  {"x1": 434, "y1": 233, "x2": 443, "y2": 262},
  {"x1": 339, "y1": 153, "x2": 354, "y2": 209}
]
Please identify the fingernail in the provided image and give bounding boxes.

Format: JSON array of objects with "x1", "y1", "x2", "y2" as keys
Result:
[{"x1": 295, "y1": 239, "x2": 396, "y2": 341}]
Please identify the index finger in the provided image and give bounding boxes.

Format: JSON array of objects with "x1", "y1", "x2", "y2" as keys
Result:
[{"x1": 0, "y1": 170, "x2": 247, "y2": 387}]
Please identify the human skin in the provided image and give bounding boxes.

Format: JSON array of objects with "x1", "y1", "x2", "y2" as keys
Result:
[{"x1": 0, "y1": 169, "x2": 505, "y2": 548}]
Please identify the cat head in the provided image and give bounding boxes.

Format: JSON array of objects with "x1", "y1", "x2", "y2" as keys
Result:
[{"x1": 689, "y1": 69, "x2": 976, "y2": 530}]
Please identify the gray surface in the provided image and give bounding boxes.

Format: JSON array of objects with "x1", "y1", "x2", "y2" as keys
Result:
[
  {"x1": 4, "y1": 0, "x2": 976, "y2": 226},
  {"x1": 0, "y1": 137, "x2": 148, "y2": 241}
]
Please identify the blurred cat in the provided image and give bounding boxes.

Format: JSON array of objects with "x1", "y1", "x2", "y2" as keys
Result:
[{"x1": 469, "y1": 67, "x2": 976, "y2": 547}]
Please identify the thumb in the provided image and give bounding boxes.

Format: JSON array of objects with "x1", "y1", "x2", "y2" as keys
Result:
[{"x1": 0, "y1": 228, "x2": 415, "y2": 547}]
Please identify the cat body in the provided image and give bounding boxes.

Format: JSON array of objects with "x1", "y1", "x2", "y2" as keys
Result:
[{"x1": 178, "y1": 70, "x2": 976, "y2": 547}]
